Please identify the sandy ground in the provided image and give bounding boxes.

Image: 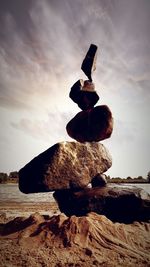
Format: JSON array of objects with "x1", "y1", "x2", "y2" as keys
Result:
[
  {"x1": 0, "y1": 202, "x2": 150, "y2": 267},
  {"x1": 0, "y1": 201, "x2": 59, "y2": 222}
]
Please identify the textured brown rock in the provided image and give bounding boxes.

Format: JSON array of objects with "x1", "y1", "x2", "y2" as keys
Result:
[
  {"x1": 53, "y1": 185, "x2": 150, "y2": 223},
  {"x1": 66, "y1": 105, "x2": 113, "y2": 142},
  {"x1": 19, "y1": 142, "x2": 112, "y2": 193}
]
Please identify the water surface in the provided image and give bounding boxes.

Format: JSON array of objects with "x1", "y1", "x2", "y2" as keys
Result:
[
  {"x1": 0, "y1": 183, "x2": 149, "y2": 203},
  {"x1": 0, "y1": 184, "x2": 54, "y2": 202}
]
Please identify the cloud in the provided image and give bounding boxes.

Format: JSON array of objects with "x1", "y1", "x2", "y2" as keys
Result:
[
  {"x1": 11, "y1": 111, "x2": 74, "y2": 144},
  {"x1": 0, "y1": 0, "x2": 150, "y2": 176},
  {"x1": 0, "y1": 0, "x2": 116, "y2": 111},
  {"x1": 0, "y1": 0, "x2": 149, "y2": 112}
]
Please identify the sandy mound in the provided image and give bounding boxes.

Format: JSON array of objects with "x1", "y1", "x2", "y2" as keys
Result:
[{"x1": 0, "y1": 212, "x2": 150, "y2": 267}]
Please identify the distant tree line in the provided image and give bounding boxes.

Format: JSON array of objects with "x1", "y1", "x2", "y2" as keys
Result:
[
  {"x1": 107, "y1": 172, "x2": 150, "y2": 183},
  {"x1": 0, "y1": 172, "x2": 19, "y2": 184},
  {"x1": 0, "y1": 171, "x2": 150, "y2": 184}
]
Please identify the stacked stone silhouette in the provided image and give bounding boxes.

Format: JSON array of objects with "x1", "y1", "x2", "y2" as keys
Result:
[
  {"x1": 19, "y1": 44, "x2": 112, "y2": 192},
  {"x1": 19, "y1": 45, "x2": 150, "y2": 223},
  {"x1": 67, "y1": 44, "x2": 113, "y2": 143}
]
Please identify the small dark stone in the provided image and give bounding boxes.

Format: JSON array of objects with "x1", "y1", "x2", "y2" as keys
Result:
[
  {"x1": 91, "y1": 174, "x2": 107, "y2": 187},
  {"x1": 69, "y1": 80, "x2": 99, "y2": 110}
]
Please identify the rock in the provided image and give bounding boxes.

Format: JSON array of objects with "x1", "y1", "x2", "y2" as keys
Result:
[
  {"x1": 69, "y1": 79, "x2": 99, "y2": 110},
  {"x1": 81, "y1": 44, "x2": 98, "y2": 81},
  {"x1": 19, "y1": 142, "x2": 112, "y2": 193},
  {"x1": 91, "y1": 173, "x2": 107, "y2": 187},
  {"x1": 66, "y1": 105, "x2": 113, "y2": 142},
  {"x1": 53, "y1": 185, "x2": 150, "y2": 223}
]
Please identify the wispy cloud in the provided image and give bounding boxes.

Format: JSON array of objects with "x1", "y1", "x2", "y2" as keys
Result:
[
  {"x1": 0, "y1": 0, "x2": 150, "y2": 176},
  {"x1": 0, "y1": 0, "x2": 149, "y2": 110},
  {"x1": 11, "y1": 111, "x2": 73, "y2": 143}
]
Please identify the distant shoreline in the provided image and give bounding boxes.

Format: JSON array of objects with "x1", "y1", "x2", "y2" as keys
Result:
[
  {"x1": 0, "y1": 182, "x2": 18, "y2": 185},
  {"x1": 108, "y1": 180, "x2": 149, "y2": 184},
  {"x1": 0, "y1": 180, "x2": 149, "y2": 185}
]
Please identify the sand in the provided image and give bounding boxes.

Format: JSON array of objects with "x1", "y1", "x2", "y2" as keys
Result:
[
  {"x1": 0, "y1": 201, "x2": 59, "y2": 222},
  {"x1": 0, "y1": 203, "x2": 150, "y2": 267}
]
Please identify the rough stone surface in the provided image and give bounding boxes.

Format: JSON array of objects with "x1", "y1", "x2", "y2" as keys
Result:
[
  {"x1": 19, "y1": 142, "x2": 112, "y2": 193},
  {"x1": 53, "y1": 185, "x2": 150, "y2": 223},
  {"x1": 66, "y1": 105, "x2": 113, "y2": 142}
]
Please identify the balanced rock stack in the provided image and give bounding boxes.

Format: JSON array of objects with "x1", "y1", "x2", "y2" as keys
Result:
[
  {"x1": 19, "y1": 44, "x2": 150, "y2": 223},
  {"x1": 67, "y1": 44, "x2": 113, "y2": 142},
  {"x1": 19, "y1": 44, "x2": 112, "y2": 193}
]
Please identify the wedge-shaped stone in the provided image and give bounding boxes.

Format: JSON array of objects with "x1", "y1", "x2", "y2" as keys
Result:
[
  {"x1": 19, "y1": 142, "x2": 112, "y2": 193},
  {"x1": 81, "y1": 44, "x2": 98, "y2": 81}
]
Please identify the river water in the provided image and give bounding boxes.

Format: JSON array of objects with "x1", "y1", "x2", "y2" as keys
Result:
[{"x1": 0, "y1": 183, "x2": 150, "y2": 203}]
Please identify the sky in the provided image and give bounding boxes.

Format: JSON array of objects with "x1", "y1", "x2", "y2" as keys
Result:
[{"x1": 0, "y1": 0, "x2": 150, "y2": 178}]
